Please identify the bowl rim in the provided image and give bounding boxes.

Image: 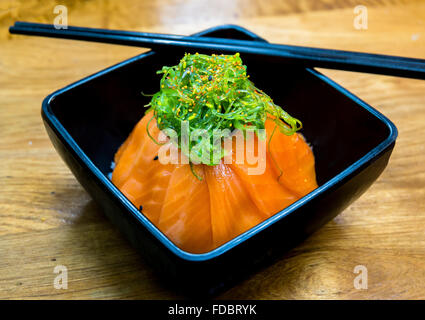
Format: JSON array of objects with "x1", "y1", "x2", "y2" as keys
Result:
[{"x1": 42, "y1": 24, "x2": 398, "y2": 262}]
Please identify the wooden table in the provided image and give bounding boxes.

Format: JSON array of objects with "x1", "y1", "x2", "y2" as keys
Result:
[{"x1": 1, "y1": 0, "x2": 424, "y2": 299}]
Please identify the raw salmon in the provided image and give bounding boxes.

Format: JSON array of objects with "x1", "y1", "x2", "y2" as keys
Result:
[
  {"x1": 158, "y1": 165, "x2": 212, "y2": 253},
  {"x1": 265, "y1": 118, "x2": 318, "y2": 197},
  {"x1": 111, "y1": 113, "x2": 318, "y2": 253}
]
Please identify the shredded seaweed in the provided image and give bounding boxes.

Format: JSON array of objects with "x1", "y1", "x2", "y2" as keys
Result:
[
  {"x1": 189, "y1": 162, "x2": 203, "y2": 181},
  {"x1": 144, "y1": 52, "x2": 302, "y2": 168}
]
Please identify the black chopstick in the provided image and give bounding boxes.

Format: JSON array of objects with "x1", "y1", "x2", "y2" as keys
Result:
[{"x1": 9, "y1": 21, "x2": 425, "y2": 80}]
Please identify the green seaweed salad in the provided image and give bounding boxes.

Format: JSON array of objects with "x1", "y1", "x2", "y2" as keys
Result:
[{"x1": 145, "y1": 52, "x2": 302, "y2": 167}]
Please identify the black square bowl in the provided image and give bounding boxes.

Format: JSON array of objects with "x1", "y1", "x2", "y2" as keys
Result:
[{"x1": 41, "y1": 25, "x2": 397, "y2": 296}]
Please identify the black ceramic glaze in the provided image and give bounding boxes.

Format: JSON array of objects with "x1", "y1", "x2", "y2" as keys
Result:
[{"x1": 41, "y1": 25, "x2": 397, "y2": 296}]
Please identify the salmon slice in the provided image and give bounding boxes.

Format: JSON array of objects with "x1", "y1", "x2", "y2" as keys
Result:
[
  {"x1": 113, "y1": 110, "x2": 153, "y2": 165},
  {"x1": 131, "y1": 161, "x2": 176, "y2": 225},
  {"x1": 225, "y1": 129, "x2": 298, "y2": 217},
  {"x1": 265, "y1": 118, "x2": 318, "y2": 197},
  {"x1": 230, "y1": 157, "x2": 298, "y2": 217},
  {"x1": 112, "y1": 111, "x2": 158, "y2": 188},
  {"x1": 113, "y1": 111, "x2": 175, "y2": 224},
  {"x1": 157, "y1": 165, "x2": 212, "y2": 253},
  {"x1": 205, "y1": 162, "x2": 265, "y2": 249}
]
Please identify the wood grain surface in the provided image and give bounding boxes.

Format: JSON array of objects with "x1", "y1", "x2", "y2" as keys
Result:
[{"x1": 1, "y1": 0, "x2": 424, "y2": 299}]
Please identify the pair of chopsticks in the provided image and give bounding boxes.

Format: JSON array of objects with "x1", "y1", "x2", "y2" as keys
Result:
[{"x1": 9, "y1": 21, "x2": 425, "y2": 80}]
